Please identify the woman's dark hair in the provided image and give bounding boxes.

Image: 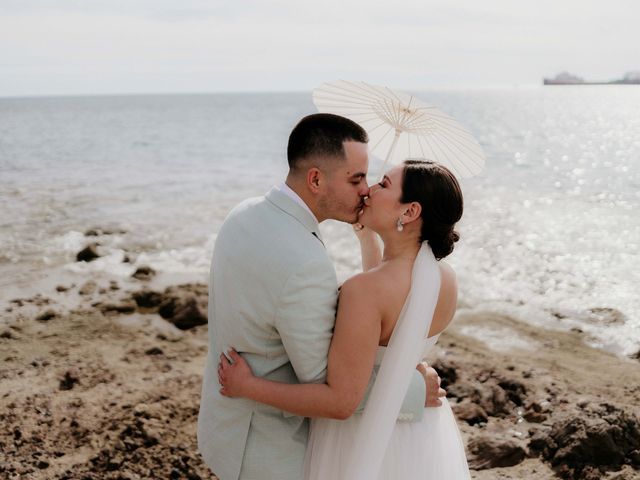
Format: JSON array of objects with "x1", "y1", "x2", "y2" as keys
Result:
[
  {"x1": 401, "y1": 160, "x2": 463, "y2": 260},
  {"x1": 287, "y1": 113, "x2": 368, "y2": 171}
]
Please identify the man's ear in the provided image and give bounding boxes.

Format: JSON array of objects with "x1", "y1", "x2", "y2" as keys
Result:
[
  {"x1": 402, "y1": 201, "x2": 422, "y2": 224},
  {"x1": 307, "y1": 167, "x2": 322, "y2": 193}
]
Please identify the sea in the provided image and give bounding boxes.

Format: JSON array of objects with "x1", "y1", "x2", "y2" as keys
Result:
[{"x1": 1, "y1": 87, "x2": 639, "y2": 356}]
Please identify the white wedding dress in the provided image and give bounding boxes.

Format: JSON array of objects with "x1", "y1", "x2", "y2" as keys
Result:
[{"x1": 304, "y1": 244, "x2": 471, "y2": 480}]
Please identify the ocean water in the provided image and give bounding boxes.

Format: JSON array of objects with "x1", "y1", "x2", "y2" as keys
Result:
[{"x1": 1, "y1": 88, "x2": 639, "y2": 355}]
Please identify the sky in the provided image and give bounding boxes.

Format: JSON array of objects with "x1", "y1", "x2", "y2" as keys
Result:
[{"x1": 1, "y1": 0, "x2": 639, "y2": 97}]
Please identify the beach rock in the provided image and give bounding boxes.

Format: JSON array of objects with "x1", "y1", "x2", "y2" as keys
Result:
[
  {"x1": 587, "y1": 307, "x2": 626, "y2": 325},
  {"x1": 132, "y1": 266, "x2": 156, "y2": 281},
  {"x1": 77, "y1": 244, "x2": 100, "y2": 262},
  {"x1": 132, "y1": 289, "x2": 165, "y2": 309},
  {"x1": 98, "y1": 301, "x2": 137, "y2": 315},
  {"x1": 530, "y1": 404, "x2": 640, "y2": 476},
  {"x1": 145, "y1": 347, "x2": 164, "y2": 356},
  {"x1": 523, "y1": 410, "x2": 548, "y2": 423},
  {"x1": 59, "y1": 371, "x2": 80, "y2": 391},
  {"x1": 432, "y1": 358, "x2": 458, "y2": 388},
  {"x1": 85, "y1": 227, "x2": 126, "y2": 236},
  {"x1": 497, "y1": 377, "x2": 527, "y2": 406},
  {"x1": 159, "y1": 296, "x2": 207, "y2": 330},
  {"x1": 36, "y1": 309, "x2": 57, "y2": 322},
  {"x1": 1, "y1": 329, "x2": 15, "y2": 339},
  {"x1": 156, "y1": 284, "x2": 208, "y2": 330},
  {"x1": 467, "y1": 433, "x2": 527, "y2": 469},
  {"x1": 79, "y1": 281, "x2": 97, "y2": 296},
  {"x1": 448, "y1": 379, "x2": 513, "y2": 417},
  {"x1": 56, "y1": 285, "x2": 69, "y2": 292},
  {"x1": 453, "y1": 401, "x2": 488, "y2": 425}
]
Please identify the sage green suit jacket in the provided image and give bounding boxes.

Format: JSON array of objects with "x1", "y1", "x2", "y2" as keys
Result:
[{"x1": 197, "y1": 188, "x2": 426, "y2": 480}]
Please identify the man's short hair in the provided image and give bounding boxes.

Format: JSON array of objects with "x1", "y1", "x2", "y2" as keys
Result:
[{"x1": 287, "y1": 113, "x2": 368, "y2": 171}]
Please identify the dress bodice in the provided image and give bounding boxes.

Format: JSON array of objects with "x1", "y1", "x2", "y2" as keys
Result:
[{"x1": 374, "y1": 334, "x2": 440, "y2": 366}]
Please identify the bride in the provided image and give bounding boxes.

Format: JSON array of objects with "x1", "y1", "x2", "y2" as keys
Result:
[{"x1": 218, "y1": 159, "x2": 471, "y2": 479}]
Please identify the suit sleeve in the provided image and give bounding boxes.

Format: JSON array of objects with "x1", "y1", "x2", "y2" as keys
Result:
[
  {"x1": 353, "y1": 368, "x2": 426, "y2": 422},
  {"x1": 274, "y1": 260, "x2": 338, "y2": 384}
]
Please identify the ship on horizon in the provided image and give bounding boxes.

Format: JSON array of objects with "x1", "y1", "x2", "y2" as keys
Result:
[{"x1": 543, "y1": 71, "x2": 640, "y2": 85}]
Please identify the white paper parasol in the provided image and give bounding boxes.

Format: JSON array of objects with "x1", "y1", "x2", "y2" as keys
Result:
[{"x1": 312, "y1": 80, "x2": 486, "y2": 178}]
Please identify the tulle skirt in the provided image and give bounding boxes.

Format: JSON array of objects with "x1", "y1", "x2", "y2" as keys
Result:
[{"x1": 304, "y1": 398, "x2": 471, "y2": 480}]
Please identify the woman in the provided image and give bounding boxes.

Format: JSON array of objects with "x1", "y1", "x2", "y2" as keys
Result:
[{"x1": 218, "y1": 159, "x2": 471, "y2": 479}]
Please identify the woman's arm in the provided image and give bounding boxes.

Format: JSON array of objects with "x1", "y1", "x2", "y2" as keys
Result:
[
  {"x1": 353, "y1": 224, "x2": 382, "y2": 271},
  {"x1": 219, "y1": 275, "x2": 382, "y2": 419}
]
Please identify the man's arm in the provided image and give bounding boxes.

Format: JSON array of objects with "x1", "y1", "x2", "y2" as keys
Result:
[{"x1": 274, "y1": 259, "x2": 337, "y2": 384}]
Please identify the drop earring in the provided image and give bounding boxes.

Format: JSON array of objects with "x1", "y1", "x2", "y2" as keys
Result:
[{"x1": 396, "y1": 218, "x2": 404, "y2": 232}]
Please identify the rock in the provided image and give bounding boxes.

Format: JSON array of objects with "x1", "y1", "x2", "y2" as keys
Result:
[
  {"x1": 77, "y1": 244, "x2": 100, "y2": 262},
  {"x1": 1, "y1": 330, "x2": 15, "y2": 339},
  {"x1": 453, "y1": 401, "x2": 488, "y2": 425},
  {"x1": 145, "y1": 347, "x2": 163, "y2": 356},
  {"x1": 159, "y1": 297, "x2": 207, "y2": 330},
  {"x1": 132, "y1": 290, "x2": 165, "y2": 309},
  {"x1": 432, "y1": 358, "x2": 458, "y2": 388},
  {"x1": 523, "y1": 410, "x2": 548, "y2": 423},
  {"x1": 531, "y1": 405, "x2": 640, "y2": 474},
  {"x1": 578, "y1": 399, "x2": 590, "y2": 409},
  {"x1": 132, "y1": 266, "x2": 156, "y2": 281},
  {"x1": 79, "y1": 281, "x2": 97, "y2": 296},
  {"x1": 36, "y1": 309, "x2": 57, "y2": 322},
  {"x1": 497, "y1": 377, "x2": 527, "y2": 406},
  {"x1": 85, "y1": 227, "x2": 126, "y2": 236},
  {"x1": 587, "y1": 307, "x2": 626, "y2": 325},
  {"x1": 467, "y1": 434, "x2": 527, "y2": 469},
  {"x1": 56, "y1": 285, "x2": 69, "y2": 292},
  {"x1": 36, "y1": 460, "x2": 49, "y2": 469},
  {"x1": 481, "y1": 384, "x2": 511, "y2": 416},
  {"x1": 157, "y1": 284, "x2": 208, "y2": 330},
  {"x1": 59, "y1": 371, "x2": 80, "y2": 391},
  {"x1": 445, "y1": 381, "x2": 478, "y2": 401},
  {"x1": 98, "y1": 301, "x2": 137, "y2": 315}
]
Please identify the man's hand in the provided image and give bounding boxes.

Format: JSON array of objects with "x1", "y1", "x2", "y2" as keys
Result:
[{"x1": 417, "y1": 362, "x2": 446, "y2": 407}]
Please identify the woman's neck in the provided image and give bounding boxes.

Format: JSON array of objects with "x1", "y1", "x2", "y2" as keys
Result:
[{"x1": 380, "y1": 232, "x2": 421, "y2": 263}]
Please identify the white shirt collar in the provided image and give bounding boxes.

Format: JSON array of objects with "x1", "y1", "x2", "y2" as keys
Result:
[{"x1": 278, "y1": 182, "x2": 318, "y2": 223}]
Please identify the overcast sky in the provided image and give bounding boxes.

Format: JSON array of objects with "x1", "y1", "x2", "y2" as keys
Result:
[{"x1": 1, "y1": 0, "x2": 638, "y2": 97}]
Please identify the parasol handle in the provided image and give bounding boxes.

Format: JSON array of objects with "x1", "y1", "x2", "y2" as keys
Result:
[{"x1": 378, "y1": 129, "x2": 402, "y2": 179}]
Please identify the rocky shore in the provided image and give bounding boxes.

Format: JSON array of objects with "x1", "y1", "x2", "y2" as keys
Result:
[{"x1": 1, "y1": 236, "x2": 639, "y2": 479}]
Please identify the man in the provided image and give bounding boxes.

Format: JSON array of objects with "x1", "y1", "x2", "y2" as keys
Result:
[{"x1": 198, "y1": 113, "x2": 443, "y2": 480}]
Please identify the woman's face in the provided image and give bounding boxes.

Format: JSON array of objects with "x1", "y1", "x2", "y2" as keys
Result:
[{"x1": 358, "y1": 164, "x2": 406, "y2": 232}]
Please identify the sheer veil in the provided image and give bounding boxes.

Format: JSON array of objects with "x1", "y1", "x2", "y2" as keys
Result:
[{"x1": 343, "y1": 242, "x2": 441, "y2": 479}]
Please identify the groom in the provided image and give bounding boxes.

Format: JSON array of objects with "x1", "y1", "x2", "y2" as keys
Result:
[{"x1": 198, "y1": 113, "x2": 443, "y2": 480}]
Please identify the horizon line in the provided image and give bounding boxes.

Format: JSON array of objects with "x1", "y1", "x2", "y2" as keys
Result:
[{"x1": 0, "y1": 83, "x2": 545, "y2": 100}]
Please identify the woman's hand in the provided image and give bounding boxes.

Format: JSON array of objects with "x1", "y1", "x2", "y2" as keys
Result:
[
  {"x1": 353, "y1": 220, "x2": 382, "y2": 271},
  {"x1": 218, "y1": 348, "x2": 255, "y2": 398},
  {"x1": 352, "y1": 222, "x2": 375, "y2": 242}
]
